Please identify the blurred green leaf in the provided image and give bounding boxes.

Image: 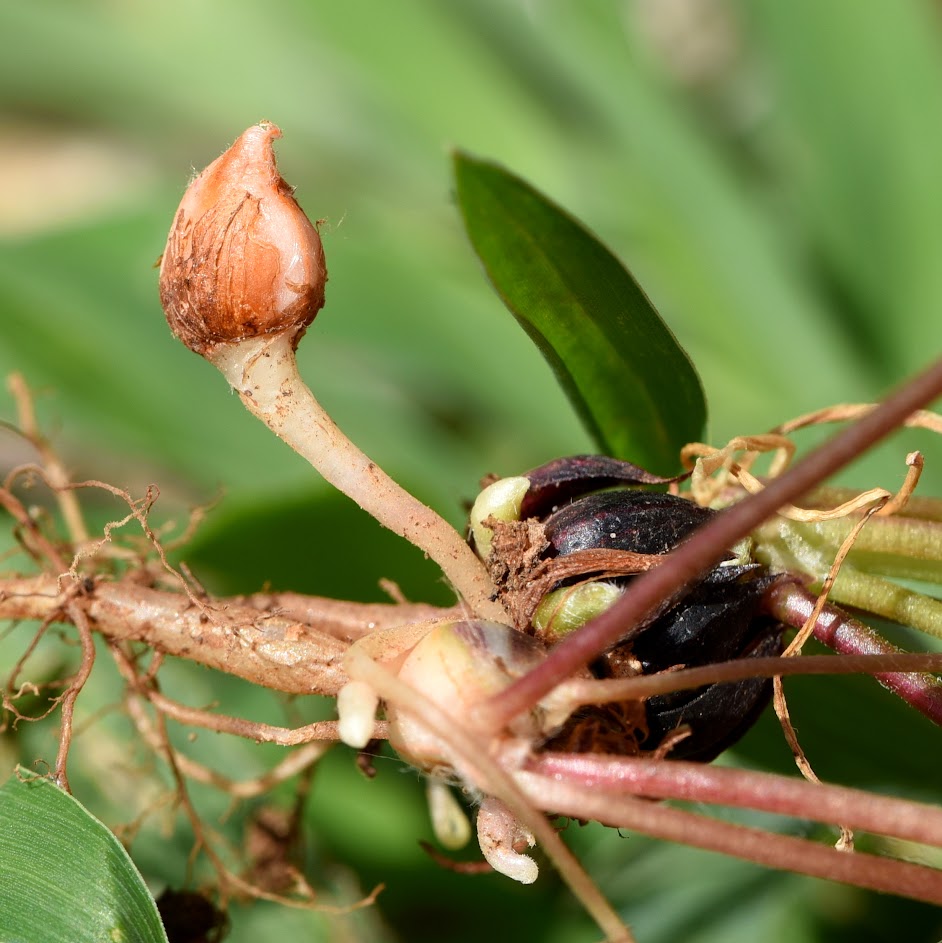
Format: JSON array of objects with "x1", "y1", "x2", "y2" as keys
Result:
[
  {"x1": 2, "y1": 2, "x2": 942, "y2": 941},
  {"x1": 745, "y1": 0, "x2": 942, "y2": 378},
  {"x1": 184, "y1": 487, "x2": 455, "y2": 604},
  {"x1": 453, "y1": 152, "x2": 706, "y2": 474},
  {"x1": 0, "y1": 771, "x2": 168, "y2": 943}
]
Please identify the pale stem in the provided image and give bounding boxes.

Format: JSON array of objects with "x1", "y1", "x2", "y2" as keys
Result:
[
  {"x1": 0, "y1": 574, "x2": 461, "y2": 697},
  {"x1": 209, "y1": 335, "x2": 507, "y2": 623},
  {"x1": 258, "y1": 592, "x2": 461, "y2": 642},
  {"x1": 0, "y1": 574, "x2": 348, "y2": 695}
]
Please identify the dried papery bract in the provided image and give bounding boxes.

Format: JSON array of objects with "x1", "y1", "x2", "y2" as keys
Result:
[
  {"x1": 159, "y1": 122, "x2": 325, "y2": 355},
  {"x1": 158, "y1": 123, "x2": 505, "y2": 622}
]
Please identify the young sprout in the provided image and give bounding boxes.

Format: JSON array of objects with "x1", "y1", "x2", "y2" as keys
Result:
[
  {"x1": 158, "y1": 123, "x2": 504, "y2": 622},
  {"x1": 426, "y1": 778, "x2": 473, "y2": 851},
  {"x1": 476, "y1": 796, "x2": 538, "y2": 885}
]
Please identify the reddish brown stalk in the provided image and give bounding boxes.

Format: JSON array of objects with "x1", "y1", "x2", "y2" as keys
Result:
[
  {"x1": 766, "y1": 578, "x2": 942, "y2": 723},
  {"x1": 527, "y1": 752, "x2": 942, "y2": 847},
  {"x1": 562, "y1": 652, "x2": 942, "y2": 704},
  {"x1": 515, "y1": 772, "x2": 942, "y2": 905},
  {"x1": 477, "y1": 357, "x2": 942, "y2": 731}
]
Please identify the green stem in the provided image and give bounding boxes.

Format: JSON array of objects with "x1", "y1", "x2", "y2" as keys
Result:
[
  {"x1": 803, "y1": 515, "x2": 942, "y2": 583},
  {"x1": 831, "y1": 567, "x2": 942, "y2": 641},
  {"x1": 753, "y1": 518, "x2": 942, "y2": 640}
]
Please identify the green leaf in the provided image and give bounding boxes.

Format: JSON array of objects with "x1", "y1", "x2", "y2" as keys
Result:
[
  {"x1": 745, "y1": 0, "x2": 942, "y2": 380},
  {"x1": 0, "y1": 771, "x2": 168, "y2": 943},
  {"x1": 453, "y1": 152, "x2": 707, "y2": 474}
]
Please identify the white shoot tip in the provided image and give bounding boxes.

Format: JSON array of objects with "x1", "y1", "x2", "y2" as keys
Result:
[
  {"x1": 337, "y1": 680, "x2": 379, "y2": 748},
  {"x1": 476, "y1": 796, "x2": 539, "y2": 885},
  {"x1": 427, "y1": 778, "x2": 472, "y2": 851}
]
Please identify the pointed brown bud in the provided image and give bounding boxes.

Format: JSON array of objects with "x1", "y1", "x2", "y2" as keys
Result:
[{"x1": 159, "y1": 122, "x2": 326, "y2": 355}]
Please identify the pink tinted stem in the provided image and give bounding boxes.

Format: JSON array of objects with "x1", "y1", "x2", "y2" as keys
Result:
[
  {"x1": 516, "y1": 771, "x2": 942, "y2": 905},
  {"x1": 527, "y1": 752, "x2": 942, "y2": 847},
  {"x1": 766, "y1": 579, "x2": 942, "y2": 725}
]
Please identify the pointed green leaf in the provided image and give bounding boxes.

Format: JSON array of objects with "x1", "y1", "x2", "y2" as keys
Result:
[
  {"x1": 0, "y1": 771, "x2": 168, "y2": 943},
  {"x1": 453, "y1": 152, "x2": 706, "y2": 473}
]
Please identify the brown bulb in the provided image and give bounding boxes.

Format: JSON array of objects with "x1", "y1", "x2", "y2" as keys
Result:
[{"x1": 159, "y1": 122, "x2": 326, "y2": 355}]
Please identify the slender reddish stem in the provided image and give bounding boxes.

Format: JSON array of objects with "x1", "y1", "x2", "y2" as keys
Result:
[
  {"x1": 527, "y1": 752, "x2": 942, "y2": 847},
  {"x1": 516, "y1": 772, "x2": 942, "y2": 905},
  {"x1": 766, "y1": 579, "x2": 942, "y2": 725},
  {"x1": 476, "y1": 358, "x2": 942, "y2": 731},
  {"x1": 561, "y1": 652, "x2": 942, "y2": 704}
]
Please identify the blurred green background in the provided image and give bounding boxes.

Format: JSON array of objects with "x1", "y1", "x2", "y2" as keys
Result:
[{"x1": 2, "y1": 1, "x2": 942, "y2": 941}]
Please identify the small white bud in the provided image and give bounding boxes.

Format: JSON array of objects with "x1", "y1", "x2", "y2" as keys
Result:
[
  {"x1": 337, "y1": 680, "x2": 379, "y2": 749},
  {"x1": 426, "y1": 779, "x2": 472, "y2": 851}
]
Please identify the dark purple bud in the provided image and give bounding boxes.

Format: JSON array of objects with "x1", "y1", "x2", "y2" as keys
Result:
[
  {"x1": 520, "y1": 454, "x2": 687, "y2": 521},
  {"x1": 473, "y1": 452, "x2": 789, "y2": 762},
  {"x1": 519, "y1": 460, "x2": 787, "y2": 762},
  {"x1": 544, "y1": 490, "x2": 714, "y2": 557}
]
